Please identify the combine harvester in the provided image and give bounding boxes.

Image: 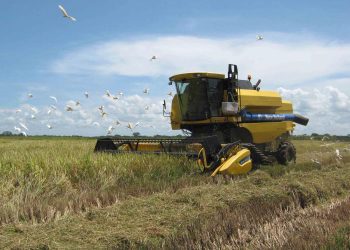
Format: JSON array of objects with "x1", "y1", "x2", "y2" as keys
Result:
[{"x1": 95, "y1": 64, "x2": 308, "y2": 176}]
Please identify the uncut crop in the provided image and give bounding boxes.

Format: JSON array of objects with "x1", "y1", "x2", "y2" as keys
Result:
[{"x1": 0, "y1": 137, "x2": 207, "y2": 224}]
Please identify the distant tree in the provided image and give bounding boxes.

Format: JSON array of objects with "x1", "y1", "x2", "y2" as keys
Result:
[
  {"x1": 133, "y1": 132, "x2": 141, "y2": 137},
  {"x1": 1, "y1": 131, "x2": 13, "y2": 136}
]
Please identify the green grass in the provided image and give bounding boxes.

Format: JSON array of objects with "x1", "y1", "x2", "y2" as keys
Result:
[
  {"x1": 0, "y1": 137, "x2": 350, "y2": 248},
  {"x1": 325, "y1": 225, "x2": 350, "y2": 249}
]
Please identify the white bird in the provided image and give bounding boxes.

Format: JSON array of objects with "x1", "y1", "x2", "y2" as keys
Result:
[
  {"x1": 126, "y1": 122, "x2": 139, "y2": 131},
  {"x1": 322, "y1": 136, "x2": 329, "y2": 141},
  {"x1": 49, "y1": 96, "x2": 58, "y2": 103},
  {"x1": 311, "y1": 159, "x2": 320, "y2": 165},
  {"x1": 15, "y1": 109, "x2": 22, "y2": 113},
  {"x1": 28, "y1": 93, "x2": 33, "y2": 98},
  {"x1": 106, "y1": 90, "x2": 112, "y2": 98},
  {"x1": 126, "y1": 123, "x2": 133, "y2": 131},
  {"x1": 168, "y1": 92, "x2": 173, "y2": 97},
  {"x1": 256, "y1": 34, "x2": 263, "y2": 40},
  {"x1": 84, "y1": 91, "x2": 89, "y2": 98},
  {"x1": 75, "y1": 101, "x2": 80, "y2": 106},
  {"x1": 107, "y1": 126, "x2": 115, "y2": 135},
  {"x1": 150, "y1": 55, "x2": 157, "y2": 61},
  {"x1": 58, "y1": 5, "x2": 77, "y2": 21},
  {"x1": 47, "y1": 124, "x2": 53, "y2": 129},
  {"x1": 30, "y1": 106, "x2": 38, "y2": 114},
  {"x1": 47, "y1": 109, "x2": 52, "y2": 115},
  {"x1": 50, "y1": 105, "x2": 57, "y2": 110},
  {"x1": 336, "y1": 149, "x2": 343, "y2": 160},
  {"x1": 98, "y1": 105, "x2": 104, "y2": 112},
  {"x1": 119, "y1": 92, "x2": 123, "y2": 96},
  {"x1": 143, "y1": 88, "x2": 150, "y2": 94},
  {"x1": 101, "y1": 111, "x2": 107, "y2": 117},
  {"x1": 19, "y1": 122, "x2": 28, "y2": 131},
  {"x1": 112, "y1": 95, "x2": 119, "y2": 100},
  {"x1": 31, "y1": 114, "x2": 36, "y2": 119},
  {"x1": 115, "y1": 120, "x2": 121, "y2": 126},
  {"x1": 66, "y1": 105, "x2": 74, "y2": 112},
  {"x1": 145, "y1": 105, "x2": 149, "y2": 111},
  {"x1": 92, "y1": 122, "x2": 100, "y2": 127},
  {"x1": 14, "y1": 126, "x2": 21, "y2": 133},
  {"x1": 21, "y1": 131, "x2": 27, "y2": 137}
]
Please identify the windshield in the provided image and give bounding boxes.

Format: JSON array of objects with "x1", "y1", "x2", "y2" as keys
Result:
[{"x1": 174, "y1": 78, "x2": 223, "y2": 121}]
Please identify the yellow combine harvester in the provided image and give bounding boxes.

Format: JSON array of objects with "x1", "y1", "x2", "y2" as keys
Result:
[{"x1": 95, "y1": 64, "x2": 309, "y2": 176}]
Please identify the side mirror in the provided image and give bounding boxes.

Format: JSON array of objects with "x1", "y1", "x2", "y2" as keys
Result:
[
  {"x1": 168, "y1": 81, "x2": 173, "y2": 85},
  {"x1": 162, "y1": 100, "x2": 170, "y2": 117},
  {"x1": 163, "y1": 100, "x2": 170, "y2": 117}
]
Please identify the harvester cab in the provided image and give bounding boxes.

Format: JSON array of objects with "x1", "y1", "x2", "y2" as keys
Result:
[{"x1": 95, "y1": 64, "x2": 309, "y2": 176}]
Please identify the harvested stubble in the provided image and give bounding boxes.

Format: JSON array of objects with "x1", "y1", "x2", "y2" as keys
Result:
[{"x1": 0, "y1": 137, "x2": 350, "y2": 249}]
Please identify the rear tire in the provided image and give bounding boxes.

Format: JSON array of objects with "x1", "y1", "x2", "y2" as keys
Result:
[{"x1": 276, "y1": 141, "x2": 296, "y2": 165}]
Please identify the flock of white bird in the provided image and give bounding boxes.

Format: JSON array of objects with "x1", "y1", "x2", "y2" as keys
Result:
[
  {"x1": 11, "y1": 5, "x2": 172, "y2": 137},
  {"x1": 13, "y1": 4, "x2": 264, "y2": 137},
  {"x1": 13, "y1": 87, "x2": 159, "y2": 136},
  {"x1": 310, "y1": 135, "x2": 348, "y2": 165}
]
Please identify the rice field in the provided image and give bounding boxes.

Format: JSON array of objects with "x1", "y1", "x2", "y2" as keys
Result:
[{"x1": 1, "y1": 136, "x2": 350, "y2": 249}]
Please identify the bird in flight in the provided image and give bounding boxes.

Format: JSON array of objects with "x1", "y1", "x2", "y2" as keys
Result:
[
  {"x1": 84, "y1": 91, "x2": 89, "y2": 98},
  {"x1": 50, "y1": 96, "x2": 58, "y2": 103},
  {"x1": 107, "y1": 126, "x2": 115, "y2": 135},
  {"x1": 47, "y1": 124, "x2": 53, "y2": 129},
  {"x1": 143, "y1": 88, "x2": 150, "y2": 94},
  {"x1": 150, "y1": 56, "x2": 157, "y2": 61},
  {"x1": 127, "y1": 122, "x2": 140, "y2": 131},
  {"x1": 92, "y1": 122, "x2": 100, "y2": 127},
  {"x1": 28, "y1": 93, "x2": 33, "y2": 98},
  {"x1": 58, "y1": 5, "x2": 77, "y2": 21},
  {"x1": 19, "y1": 122, "x2": 29, "y2": 131},
  {"x1": 14, "y1": 126, "x2": 21, "y2": 133},
  {"x1": 66, "y1": 105, "x2": 74, "y2": 112},
  {"x1": 256, "y1": 35, "x2": 263, "y2": 41}
]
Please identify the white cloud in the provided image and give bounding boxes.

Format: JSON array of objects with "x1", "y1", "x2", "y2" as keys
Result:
[
  {"x1": 51, "y1": 34, "x2": 350, "y2": 88},
  {"x1": 278, "y1": 87, "x2": 350, "y2": 135}
]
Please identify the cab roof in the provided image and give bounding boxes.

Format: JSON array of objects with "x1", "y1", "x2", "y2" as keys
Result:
[{"x1": 169, "y1": 72, "x2": 225, "y2": 81}]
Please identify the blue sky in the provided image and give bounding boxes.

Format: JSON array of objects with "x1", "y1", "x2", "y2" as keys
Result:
[{"x1": 1, "y1": 0, "x2": 350, "y2": 136}]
